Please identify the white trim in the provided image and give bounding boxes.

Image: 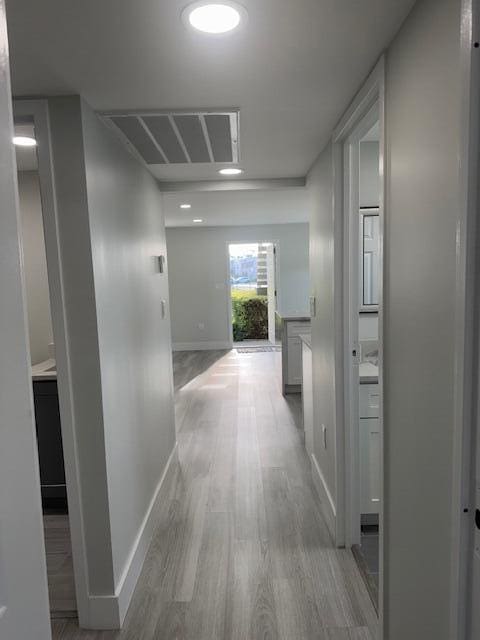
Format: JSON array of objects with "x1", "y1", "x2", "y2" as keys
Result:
[
  {"x1": 87, "y1": 443, "x2": 178, "y2": 629},
  {"x1": 311, "y1": 453, "x2": 336, "y2": 540},
  {"x1": 451, "y1": 2, "x2": 479, "y2": 639},
  {"x1": 13, "y1": 99, "x2": 91, "y2": 626},
  {"x1": 331, "y1": 56, "x2": 385, "y2": 634},
  {"x1": 173, "y1": 341, "x2": 232, "y2": 351}
]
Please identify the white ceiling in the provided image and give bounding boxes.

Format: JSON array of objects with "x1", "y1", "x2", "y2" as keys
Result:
[
  {"x1": 6, "y1": 0, "x2": 415, "y2": 183},
  {"x1": 163, "y1": 188, "x2": 310, "y2": 227}
]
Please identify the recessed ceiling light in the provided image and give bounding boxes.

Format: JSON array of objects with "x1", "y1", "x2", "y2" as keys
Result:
[
  {"x1": 182, "y1": 2, "x2": 247, "y2": 34},
  {"x1": 193, "y1": 218, "x2": 204, "y2": 223},
  {"x1": 13, "y1": 136, "x2": 37, "y2": 147},
  {"x1": 180, "y1": 203, "x2": 192, "y2": 209},
  {"x1": 219, "y1": 167, "x2": 243, "y2": 175}
]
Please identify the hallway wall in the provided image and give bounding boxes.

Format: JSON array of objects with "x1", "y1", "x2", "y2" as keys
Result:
[
  {"x1": 47, "y1": 96, "x2": 176, "y2": 627},
  {"x1": 307, "y1": 143, "x2": 337, "y2": 508},
  {"x1": 383, "y1": 0, "x2": 461, "y2": 636},
  {"x1": 307, "y1": 0, "x2": 463, "y2": 639},
  {"x1": 166, "y1": 223, "x2": 309, "y2": 349}
]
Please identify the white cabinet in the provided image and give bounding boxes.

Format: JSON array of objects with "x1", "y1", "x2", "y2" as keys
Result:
[
  {"x1": 359, "y1": 384, "x2": 381, "y2": 515},
  {"x1": 278, "y1": 316, "x2": 311, "y2": 394},
  {"x1": 287, "y1": 336, "x2": 303, "y2": 385},
  {"x1": 301, "y1": 341, "x2": 314, "y2": 457}
]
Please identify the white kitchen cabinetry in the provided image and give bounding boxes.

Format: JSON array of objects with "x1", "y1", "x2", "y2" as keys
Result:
[
  {"x1": 359, "y1": 383, "x2": 381, "y2": 515},
  {"x1": 287, "y1": 336, "x2": 303, "y2": 385},
  {"x1": 301, "y1": 339, "x2": 314, "y2": 457},
  {"x1": 276, "y1": 314, "x2": 310, "y2": 394}
]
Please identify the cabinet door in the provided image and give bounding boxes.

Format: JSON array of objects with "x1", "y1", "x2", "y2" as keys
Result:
[
  {"x1": 359, "y1": 384, "x2": 380, "y2": 418},
  {"x1": 359, "y1": 417, "x2": 381, "y2": 515},
  {"x1": 33, "y1": 381, "x2": 66, "y2": 495},
  {"x1": 287, "y1": 336, "x2": 303, "y2": 384}
]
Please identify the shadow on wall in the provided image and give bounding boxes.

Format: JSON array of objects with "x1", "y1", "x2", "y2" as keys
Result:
[{"x1": 172, "y1": 349, "x2": 230, "y2": 391}]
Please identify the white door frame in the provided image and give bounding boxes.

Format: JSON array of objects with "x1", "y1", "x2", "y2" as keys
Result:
[
  {"x1": 0, "y1": 9, "x2": 52, "y2": 637},
  {"x1": 450, "y1": 1, "x2": 480, "y2": 638},
  {"x1": 342, "y1": 103, "x2": 380, "y2": 548},
  {"x1": 332, "y1": 57, "x2": 385, "y2": 630},
  {"x1": 13, "y1": 99, "x2": 90, "y2": 626},
  {"x1": 226, "y1": 240, "x2": 280, "y2": 346}
]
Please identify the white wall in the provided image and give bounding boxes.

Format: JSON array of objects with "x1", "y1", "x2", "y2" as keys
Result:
[
  {"x1": 360, "y1": 141, "x2": 380, "y2": 208},
  {"x1": 47, "y1": 96, "x2": 176, "y2": 626},
  {"x1": 18, "y1": 171, "x2": 53, "y2": 364},
  {"x1": 166, "y1": 223, "x2": 309, "y2": 349},
  {"x1": 308, "y1": 1, "x2": 463, "y2": 638},
  {"x1": 0, "y1": 4, "x2": 52, "y2": 635},
  {"x1": 383, "y1": 0, "x2": 460, "y2": 636},
  {"x1": 81, "y1": 102, "x2": 176, "y2": 591},
  {"x1": 307, "y1": 144, "x2": 337, "y2": 504}
]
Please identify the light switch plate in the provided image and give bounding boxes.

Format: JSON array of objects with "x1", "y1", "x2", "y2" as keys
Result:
[{"x1": 157, "y1": 255, "x2": 165, "y2": 273}]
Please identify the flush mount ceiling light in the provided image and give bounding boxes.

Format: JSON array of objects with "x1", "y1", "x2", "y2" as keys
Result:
[
  {"x1": 193, "y1": 218, "x2": 204, "y2": 223},
  {"x1": 219, "y1": 167, "x2": 243, "y2": 175},
  {"x1": 13, "y1": 136, "x2": 37, "y2": 147},
  {"x1": 182, "y1": 1, "x2": 247, "y2": 34},
  {"x1": 180, "y1": 203, "x2": 192, "y2": 209}
]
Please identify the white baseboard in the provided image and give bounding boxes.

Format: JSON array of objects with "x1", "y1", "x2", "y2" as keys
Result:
[
  {"x1": 311, "y1": 453, "x2": 336, "y2": 541},
  {"x1": 86, "y1": 443, "x2": 179, "y2": 629},
  {"x1": 173, "y1": 341, "x2": 232, "y2": 351}
]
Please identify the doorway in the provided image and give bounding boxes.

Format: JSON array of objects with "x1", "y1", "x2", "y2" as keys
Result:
[
  {"x1": 12, "y1": 100, "x2": 90, "y2": 627},
  {"x1": 228, "y1": 242, "x2": 277, "y2": 346},
  {"x1": 332, "y1": 60, "x2": 384, "y2": 620},
  {"x1": 14, "y1": 117, "x2": 77, "y2": 620}
]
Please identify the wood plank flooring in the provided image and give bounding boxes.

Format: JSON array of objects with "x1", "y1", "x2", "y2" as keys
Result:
[
  {"x1": 44, "y1": 514, "x2": 77, "y2": 617},
  {"x1": 52, "y1": 349, "x2": 377, "y2": 640}
]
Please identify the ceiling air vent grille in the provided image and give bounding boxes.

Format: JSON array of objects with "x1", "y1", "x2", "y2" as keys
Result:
[{"x1": 102, "y1": 110, "x2": 239, "y2": 166}]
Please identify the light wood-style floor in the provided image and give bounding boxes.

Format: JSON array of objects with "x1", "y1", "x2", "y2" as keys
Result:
[
  {"x1": 52, "y1": 349, "x2": 377, "y2": 639},
  {"x1": 44, "y1": 514, "x2": 77, "y2": 617}
]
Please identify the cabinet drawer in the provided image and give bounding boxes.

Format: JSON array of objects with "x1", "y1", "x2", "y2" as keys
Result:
[
  {"x1": 287, "y1": 321, "x2": 311, "y2": 337},
  {"x1": 359, "y1": 384, "x2": 380, "y2": 418}
]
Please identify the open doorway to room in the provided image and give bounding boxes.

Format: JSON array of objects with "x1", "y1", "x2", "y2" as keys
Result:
[
  {"x1": 333, "y1": 63, "x2": 384, "y2": 619},
  {"x1": 12, "y1": 102, "x2": 87, "y2": 625},
  {"x1": 228, "y1": 242, "x2": 277, "y2": 346}
]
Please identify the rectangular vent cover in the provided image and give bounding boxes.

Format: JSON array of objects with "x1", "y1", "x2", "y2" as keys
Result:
[{"x1": 101, "y1": 110, "x2": 239, "y2": 166}]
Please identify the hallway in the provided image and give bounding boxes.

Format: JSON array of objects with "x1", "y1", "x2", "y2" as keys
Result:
[{"x1": 53, "y1": 349, "x2": 376, "y2": 639}]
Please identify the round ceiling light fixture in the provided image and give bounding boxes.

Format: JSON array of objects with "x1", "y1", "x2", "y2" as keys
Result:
[
  {"x1": 182, "y1": 2, "x2": 247, "y2": 34},
  {"x1": 180, "y1": 203, "x2": 192, "y2": 209},
  {"x1": 13, "y1": 136, "x2": 37, "y2": 147},
  {"x1": 219, "y1": 167, "x2": 243, "y2": 175}
]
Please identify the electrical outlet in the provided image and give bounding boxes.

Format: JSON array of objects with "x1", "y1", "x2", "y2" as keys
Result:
[{"x1": 322, "y1": 424, "x2": 327, "y2": 449}]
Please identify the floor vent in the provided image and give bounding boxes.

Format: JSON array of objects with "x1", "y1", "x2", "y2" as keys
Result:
[{"x1": 101, "y1": 110, "x2": 239, "y2": 166}]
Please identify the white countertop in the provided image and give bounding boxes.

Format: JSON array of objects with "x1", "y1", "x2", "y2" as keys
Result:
[
  {"x1": 275, "y1": 311, "x2": 311, "y2": 322},
  {"x1": 359, "y1": 361, "x2": 378, "y2": 384},
  {"x1": 32, "y1": 358, "x2": 57, "y2": 381}
]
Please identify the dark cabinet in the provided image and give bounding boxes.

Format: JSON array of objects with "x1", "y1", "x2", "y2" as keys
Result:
[{"x1": 33, "y1": 380, "x2": 67, "y2": 510}]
